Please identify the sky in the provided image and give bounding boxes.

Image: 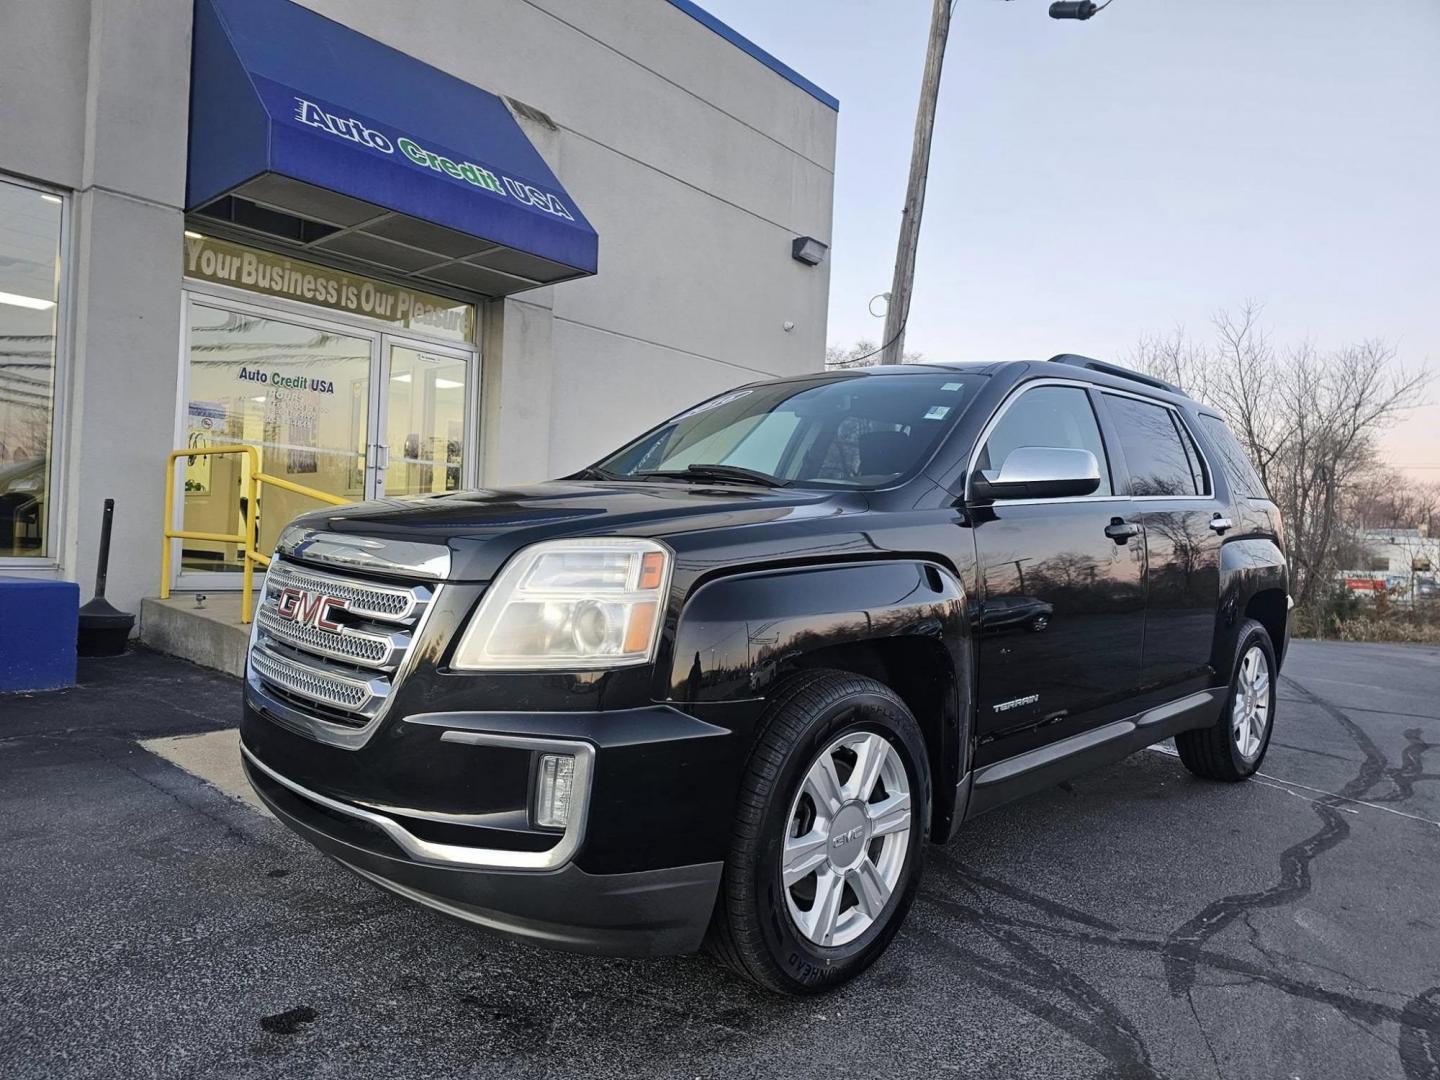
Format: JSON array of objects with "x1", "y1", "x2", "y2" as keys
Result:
[{"x1": 699, "y1": 0, "x2": 1440, "y2": 479}]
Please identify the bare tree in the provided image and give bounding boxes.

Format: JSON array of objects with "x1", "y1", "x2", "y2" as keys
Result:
[
  {"x1": 1128, "y1": 325, "x2": 1212, "y2": 404},
  {"x1": 1133, "y1": 305, "x2": 1432, "y2": 629},
  {"x1": 826, "y1": 340, "x2": 923, "y2": 370}
]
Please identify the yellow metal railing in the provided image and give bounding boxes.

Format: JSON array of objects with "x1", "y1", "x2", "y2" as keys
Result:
[{"x1": 161, "y1": 445, "x2": 350, "y2": 623}]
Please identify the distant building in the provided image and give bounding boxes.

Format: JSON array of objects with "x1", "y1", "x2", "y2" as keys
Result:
[{"x1": 1345, "y1": 527, "x2": 1440, "y2": 598}]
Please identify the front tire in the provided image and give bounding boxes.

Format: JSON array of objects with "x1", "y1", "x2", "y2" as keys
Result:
[
  {"x1": 705, "y1": 670, "x2": 931, "y2": 994},
  {"x1": 1176, "y1": 618, "x2": 1277, "y2": 781}
]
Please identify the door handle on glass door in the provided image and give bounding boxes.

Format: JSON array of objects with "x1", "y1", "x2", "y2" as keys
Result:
[
  {"x1": 1104, "y1": 518, "x2": 1141, "y2": 544},
  {"x1": 376, "y1": 444, "x2": 390, "y2": 470}
]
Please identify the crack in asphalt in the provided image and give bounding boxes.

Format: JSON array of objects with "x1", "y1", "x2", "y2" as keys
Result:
[
  {"x1": 917, "y1": 670, "x2": 1436, "y2": 1079},
  {"x1": 910, "y1": 928, "x2": 1166, "y2": 1079},
  {"x1": 1160, "y1": 797, "x2": 1351, "y2": 997},
  {"x1": 920, "y1": 854, "x2": 1435, "y2": 1074},
  {"x1": 1400, "y1": 988, "x2": 1440, "y2": 1080},
  {"x1": 1161, "y1": 675, "x2": 1439, "y2": 1079},
  {"x1": 922, "y1": 849, "x2": 1166, "y2": 1078},
  {"x1": 1160, "y1": 676, "x2": 1396, "y2": 1002},
  {"x1": 1184, "y1": 991, "x2": 1225, "y2": 1080},
  {"x1": 1375, "y1": 728, "x2": 1440, "y2": 804}
]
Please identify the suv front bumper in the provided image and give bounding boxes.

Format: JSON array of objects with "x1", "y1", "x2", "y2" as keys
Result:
[
  {"x1": 240, "y1": 688, "x2": 742, "y2": 956},
  {"x1": 242, "y1": 740, "x2": 722, "y2": 956}
]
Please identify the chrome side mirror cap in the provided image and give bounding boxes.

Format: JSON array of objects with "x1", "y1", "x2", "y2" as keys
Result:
[{"x1": 971, "y1": 446, "x2": 1102, "y2": 501}]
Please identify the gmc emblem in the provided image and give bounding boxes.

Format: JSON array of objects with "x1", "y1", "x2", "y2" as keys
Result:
[{"x1": 276, "y1": 587, "x2": 347, "y2": 631}]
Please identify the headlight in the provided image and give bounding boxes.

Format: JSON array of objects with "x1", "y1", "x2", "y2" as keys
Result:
[{"x1": 451, "y1": 538, "x2": 672, "y2": 670}]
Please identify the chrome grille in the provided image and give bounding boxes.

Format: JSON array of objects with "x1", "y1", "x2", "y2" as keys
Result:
[
  {"x1": 264, "y1": 560, "x2": 419, "y2": 621},
  {"x1": 248, "y1": 555, "x2": 441, "y2": 739},
  {"x1": 255, "y1": 605, "x2": 395, "y2": 668},
  {"x1": 250, "y1": 647, "x2": 377, "y2": 713}
]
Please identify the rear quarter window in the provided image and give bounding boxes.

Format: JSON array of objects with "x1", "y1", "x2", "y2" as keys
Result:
[{"x1": 1198, "y1": 415, "x2": 1269, "y2": 499}]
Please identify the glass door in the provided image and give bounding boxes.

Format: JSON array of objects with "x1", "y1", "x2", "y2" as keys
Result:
[
  {"x1": 178, "y1": 301, "x2": 379, "y2": 586},
  {"x1": 174, "y1": 297, "x2": 478, "y2": 591},
  {"x1": 378, "y1": 338, "x2": 474, "y2": 498}
]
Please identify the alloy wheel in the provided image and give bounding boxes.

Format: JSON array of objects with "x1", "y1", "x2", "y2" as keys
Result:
[
  {"x1": 1231, "y1": 644, "x2": 1271, "y2": 761},
  {"x1": 781, "y1": 729, "x2": 912, "y2": 948}
]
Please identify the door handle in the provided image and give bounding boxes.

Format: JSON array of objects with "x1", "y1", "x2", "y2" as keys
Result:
[
  {"x1": 1209, "y1": 515, "x2": 1233, "y2": 535},
  {"x1": 1104, "y1": 517, "x2": 1142, "y2": 544},
  {"x1": 375, "y1": 444, "x2": 390, "y2": 470}
]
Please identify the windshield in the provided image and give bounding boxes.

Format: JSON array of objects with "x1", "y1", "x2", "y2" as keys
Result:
[{"x1": 595, "y1": 373, "x2": 983, "y2": 489}]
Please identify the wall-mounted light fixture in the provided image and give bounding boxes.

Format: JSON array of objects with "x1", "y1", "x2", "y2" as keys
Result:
[{"x1": 791, "y1": 236, "x2": 828, "y2": 266}]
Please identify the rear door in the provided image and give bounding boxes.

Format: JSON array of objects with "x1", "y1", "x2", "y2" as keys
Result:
[
  {"x1": 1098, "y1": 392, "x2": 1225, "y2": 701},
  {"x1": 970, "y1": 382, "x2": 1147, "y2": 764}
]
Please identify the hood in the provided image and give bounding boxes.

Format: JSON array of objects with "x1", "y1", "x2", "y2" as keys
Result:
[{"x1": 283, "y1": 480, "x2": 853, "y2": 581}]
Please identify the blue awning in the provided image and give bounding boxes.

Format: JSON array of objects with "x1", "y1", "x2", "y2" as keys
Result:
[{"x1": 187, "y1": 0, "x2": 597, "y2": 295}]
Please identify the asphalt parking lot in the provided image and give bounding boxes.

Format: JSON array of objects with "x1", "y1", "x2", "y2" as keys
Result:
[{"x1": 2, "y1": 641, "x2": 1437, "y2": 1079}]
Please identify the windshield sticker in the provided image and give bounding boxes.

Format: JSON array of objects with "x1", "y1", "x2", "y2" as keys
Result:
[
  {"x1": 674, "y1": 389, "x2": 752, "y2": 420},
  {"x1": 942, "y1": 382, "x2": 963, "y2": 391},
  {"x1": 923, "y1": 405, "x2": 951, "y2": 420}
]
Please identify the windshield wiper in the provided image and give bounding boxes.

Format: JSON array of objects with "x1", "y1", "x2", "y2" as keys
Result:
[
  {"x1": 572, "y1": 465, "x2": 621, "y2": 481},
  {"x1": 635, "y1": 464, "x2": 789, "y2": 488}
]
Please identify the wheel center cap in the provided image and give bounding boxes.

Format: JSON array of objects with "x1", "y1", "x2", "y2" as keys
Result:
[{"x1": 826, "y1": 802, "x2": 871, "y2": 870}]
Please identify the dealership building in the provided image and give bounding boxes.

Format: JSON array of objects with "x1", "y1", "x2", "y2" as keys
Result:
[{"x1": 0, "y1": 0, "x2": 836, "y2": 626}]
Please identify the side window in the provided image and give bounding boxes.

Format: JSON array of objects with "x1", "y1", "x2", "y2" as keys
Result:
[
  {"x1": 1104, "y1": 395, "x2": 1210, "y2": 497},
  {"x1": 1199, "y1": 414, "x2": 1268, "y2": 499},
  {"x1": 976, "y1": 385, "x2": 1112, "y2": 496}
]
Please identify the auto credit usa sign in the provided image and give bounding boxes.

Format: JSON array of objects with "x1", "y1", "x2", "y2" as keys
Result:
[{"x1": 290, "y1": 94, "x2": 577, "y2": 222}]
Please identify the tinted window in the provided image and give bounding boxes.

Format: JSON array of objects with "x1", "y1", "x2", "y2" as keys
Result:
[
  {"x1": 976, "y1": 385, "x2": 1111, "y2": 496},
  {"x1": 598, "y1": 374, "x2": 982, "y2": 489},
  {"x1": 1105, "y1": 395, "x2": 1209, "y2": 497},
  {"x1": 1199, "y1": 415, "x2": 1268, "y2": 499}
]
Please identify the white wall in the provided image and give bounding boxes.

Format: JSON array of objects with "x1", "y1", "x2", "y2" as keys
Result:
[{"x1": 0, "y1": 0, "x2": 92, "y2": 190}]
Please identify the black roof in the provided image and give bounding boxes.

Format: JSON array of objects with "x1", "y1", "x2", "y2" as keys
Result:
[{"x1": 775, "y1": 355, "x2": 1196, "y2": 404}]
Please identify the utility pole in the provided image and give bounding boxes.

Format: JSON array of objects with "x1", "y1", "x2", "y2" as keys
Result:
[
  {"x1": 880, "y1": 0, "x2": 952, "y2": 365},
  {"x1": 874, "y1": 0, "x2": 1111, "y2": 367}
]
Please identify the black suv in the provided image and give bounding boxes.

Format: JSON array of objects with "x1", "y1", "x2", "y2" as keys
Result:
[{"x1": 241, "y1": 355, "x2": 1289, "y2": 993}]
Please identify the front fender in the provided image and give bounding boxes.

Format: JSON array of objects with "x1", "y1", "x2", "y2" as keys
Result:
[{"x1": 662, "y1": 559, "x2": 972, "y2": 840}]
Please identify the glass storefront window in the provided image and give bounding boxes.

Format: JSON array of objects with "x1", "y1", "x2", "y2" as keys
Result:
[
  {"x1": 182, "y1": 304, "x2": 372, "y2": 572},
  {"x1": 0, "y1": 178, "x2": 63, "y2": 559}
]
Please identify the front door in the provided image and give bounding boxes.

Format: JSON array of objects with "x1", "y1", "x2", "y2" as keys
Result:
[
  {"x1": 376, "y1": 339, "x2": 474, "y2": 498},
  {"x1": 969, "y1": 383, "x2": 1147, "y2": 766}
]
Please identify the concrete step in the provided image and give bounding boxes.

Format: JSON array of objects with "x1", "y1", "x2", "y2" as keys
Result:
[{"x1": 139, "y1": 594, "x2": 250, "y2": 677}]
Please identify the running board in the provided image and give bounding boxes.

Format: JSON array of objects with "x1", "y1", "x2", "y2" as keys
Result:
[{"x1": 964, "y1": 688, "x2": 1225, "y2": 819}]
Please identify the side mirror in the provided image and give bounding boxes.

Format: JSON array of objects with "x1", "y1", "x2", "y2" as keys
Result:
[{"x1": 970, "y1": 446, "x2": 1102, "y2": 501}]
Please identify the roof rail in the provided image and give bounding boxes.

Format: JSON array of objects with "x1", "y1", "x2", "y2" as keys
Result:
[{"x1": 1047, "y1": 354, "x2": 1183, "y2": 395}]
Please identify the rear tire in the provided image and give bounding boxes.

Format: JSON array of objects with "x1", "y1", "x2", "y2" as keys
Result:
[
  {"x1": 705, "y1": 670, "x2": 931, "y2": 994},
  {"x1": 1176, "y1": 618, "x2": 1276, "y2": 781}
]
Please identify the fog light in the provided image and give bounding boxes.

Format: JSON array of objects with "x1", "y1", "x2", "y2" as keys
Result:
[{"x1": 535, "y1": 753, "x2": 576, "y2": 829}]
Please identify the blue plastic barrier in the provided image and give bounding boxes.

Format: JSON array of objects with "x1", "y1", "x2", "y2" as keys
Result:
[{"x1": 0, "y1": 577, "x2": 79, "y2": 692}]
